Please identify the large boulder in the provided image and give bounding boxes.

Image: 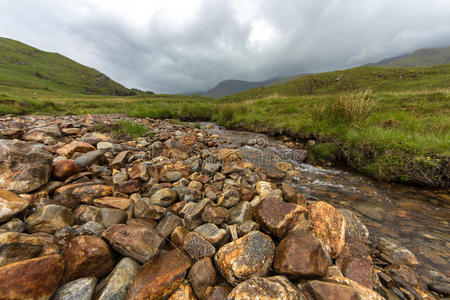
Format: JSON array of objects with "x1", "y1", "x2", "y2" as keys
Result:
[
  {"x1": 0, "y1": 189, "x2": 30, "y2": 222},
  {"x1": 0, "y1": 139, "x2": 53, "y2": 193},
  {"x1": 228, "y1": 276, "x2": 300, "y2": 300},
  {"x1": 128, "y1": 249, "x2": 191, "y2": 300},
  {"x1": 309, "y1": 201, "x2": 346, "y2": 258},
  {"x1": 0, "y1": 254, "x2": 64, "y2": 300},
  {"x1": 215, "y1": 231, "x2": 275, "y2": 285}
]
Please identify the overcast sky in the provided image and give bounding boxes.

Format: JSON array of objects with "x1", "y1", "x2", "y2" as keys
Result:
[{"x1": 0, "y1": 0, "x2": 449, "y2": 93}]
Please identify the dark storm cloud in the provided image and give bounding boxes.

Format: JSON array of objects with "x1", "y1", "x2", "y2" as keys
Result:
[{"x1": 0, "y1": 0, "x2": 449, "y2": 93}]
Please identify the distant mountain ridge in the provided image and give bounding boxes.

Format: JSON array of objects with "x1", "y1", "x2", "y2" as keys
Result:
[
  {"x1": 0, "y1": 37, "x2": 144, "y2": 96},
  {"x1": 199, "y1": 78, "x2": 278, "y2": 98},
  {"x1": 367, "y1": 46, "x2": 450, "y2": 67}
]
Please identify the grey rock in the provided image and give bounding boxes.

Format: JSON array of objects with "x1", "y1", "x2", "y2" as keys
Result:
[
  {"x1": 157, "y1": 214, "x2": 184, "y2": 238},
  {"x1": 96, "y1": 208, "x2": 127, "y2": 229},
  {"x1": 149, "y1": 188, "x2": 177, "y2": 207},
  {"x1": 52, "y1": 277, "x2": 97, "y2": 300},
  {"x1": 194, "y1": 223, "x2": 227, "y2": 245},
  {"x1": 25, "y1": 204, "x2": 75, "y2": 234},
  {"x1": 227, "y1": 201, "x2": 250, "y2": 224}
]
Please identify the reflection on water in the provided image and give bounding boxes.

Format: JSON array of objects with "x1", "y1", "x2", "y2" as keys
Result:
[{"x1": 205, "y1": 124, "x2": 450, "y2": 285}]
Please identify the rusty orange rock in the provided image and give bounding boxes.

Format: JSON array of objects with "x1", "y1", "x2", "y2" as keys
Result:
[
  {"x1": 0, "y1": 254, "x2": 64, "y2": 300},
  {"x1": 56, "y1": 141, "x2": 96, "y2": 157},
  {"x1": 52, "y1": 160, "x2": 81, "y2": 180}
]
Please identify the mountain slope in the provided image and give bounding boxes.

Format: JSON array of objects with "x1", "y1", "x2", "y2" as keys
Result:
[
  {"x1": 368, "y1": 46, "x2": 450, "y2": 68},
  {"x1": 201, "y1": 78, "x2": 278, "y2": 98},
  {"x1": 0, "y1": 37, "x2": 138, "y2": 96}
]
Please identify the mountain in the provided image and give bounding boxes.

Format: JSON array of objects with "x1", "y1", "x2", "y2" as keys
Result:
[
  {"x1": 367, "y1": 46, "x2": 450, "y2": 68},
  {"x1": 200, "y1": 78, "x2": 278, "y2": 98},
  {"x1": 0, "y1": 37, "x2": 141, "y2": 96}
]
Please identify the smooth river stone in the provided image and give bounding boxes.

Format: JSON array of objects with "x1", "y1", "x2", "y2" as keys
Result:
[
  {"x1": 52, "y1": 277, "x2": 97, "y2": 300},
  {"x1": 0, "y1": 189, "x2": 30, "y2": 222}
]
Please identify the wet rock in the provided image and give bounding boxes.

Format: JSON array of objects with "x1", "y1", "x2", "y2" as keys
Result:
[
  {"x1": 274, "y1": 229, "x2": 329, "y2": 279},
  {"x1": 309, "y1": 201, "x2": 346, "y2": 258},
  {"x1": 227, "y1": 201, "x2": 251, "y2": 224},
  {"x1": 340, "y1": 209, "x2": 369, "y2": 241},
  {"x1": 157, "y1": 214, "x2": 184, "y2": 238},
  {"x1": 194, "y1": 223, "x2": 227, "y2": 245},
  {"x1": 52, "y1": 160, "x2": 81, "y2": 180},
  {"x1": 215, "y1": 231, "x2": 275, "y2": 285},
  {"x1": 63, "y1": 235, "x2": 115, "y2": 282},
  {"x1": 328, "y1": 276, "x2": 385, "y2": 300},
  {"x1": 128, "y1": 249, "x2": 191, "y2": 300},
  {"x1": 25, "y1": 204, "x2": 75, "y2": 234},
  {"x1": 54, "y1": 183, "x2": 113, "y2": 207},
  {"x1": 74, "y1": 149, "x2": 105, "y2": 168},
  {"x1": 0, "y1": 139, "x2": 53, "y2": 193},
  {"x1": 376, "y1": 237, "x2": 418, "y2": 265},
  {"x1": 304, "y1": 279, "x2": 359, "y2": 300},
  {"x1": 53, "y1": 277, "x2": 97, "y2": 300},
  {"x1": 0, "y1": 189, "x2": 30, "y2": 222},
  {"x1": 134, "y1": 198, "x2": 166, "y2": 220},
  {"x1": 115, "y1": 180, "x2": 140, "y2": 194},
  {"x1": 56, "y1": 141, "x2": 96, "y2": 157},
  {"x1": 0, "y1": 232, "x2": 50, "y2": 267},
  {"x1": 183, "y1": 231, "x2": 216, "y2": 261},
  {"x1": 0, "y1": 217, "x2": 25, "y2": 232},
  {"x1": 102, "y1": 224, "x2": 164, "y2": 263},
  {"x1": 189, "y1": 257, "x2": 217, "y2": 299},
  {"x1": 93, "y1": 196, "x2": 131, "y2": 210},
  {"x1": 171, "y1": 226, "x2": 190, "y2": 248},
  {"x1": 168, "y1": 281, "x2": 197, "y2": 300},
  {"x1": 150, "y1": 187, "x2": 178, "y2": 207},
  {"x1": 254, "y1": 197, "x2": 306, "y2": 240},
  {"x1": 95, "y1": 257, "x2": 140, "y2": 300},
  {"x1": 202, "y1": 206, "x2": 229, "y2": 225},
  {"x1": 228, "y1": 276, "x2": 300, "y2": 300},
  {"x1": 96, "y1": 207, "x2": 128, "y2": 228},
  {"x1": 0, "y1": 254, "x2": 64, "y2": 300}
]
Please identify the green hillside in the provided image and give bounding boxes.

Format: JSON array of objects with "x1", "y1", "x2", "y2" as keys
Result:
[
  {"x1": 222, "y1": 64, "x2": 450, "y2": 101},
  {"x1": 370, "y1": 46, "x2": 450, "y2": 68},
  {"x1": 0, "y1": 37, "x2": 138, "y2": 96}
]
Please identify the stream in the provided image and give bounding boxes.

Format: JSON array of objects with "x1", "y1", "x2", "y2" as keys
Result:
[{"x1": 203, "y1": 123, "x2": 450, "y2": 287}]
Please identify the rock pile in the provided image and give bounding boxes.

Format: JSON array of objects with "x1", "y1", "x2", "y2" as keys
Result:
[{"x1": 0, "y1": 114, "x2": 441, "y2": 299}]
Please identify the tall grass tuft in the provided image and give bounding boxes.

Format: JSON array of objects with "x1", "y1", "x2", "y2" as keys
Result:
[
  {"x1": 313, "y1": 89, "x2": 376, "y2": 124},
  {"x1": 215, "y1": 102, "x2": 250, "y2": 123}
]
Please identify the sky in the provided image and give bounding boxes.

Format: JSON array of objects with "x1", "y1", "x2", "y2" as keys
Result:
[{"x1": 0, "y1": 0, "x2": 449, "y2": 93}]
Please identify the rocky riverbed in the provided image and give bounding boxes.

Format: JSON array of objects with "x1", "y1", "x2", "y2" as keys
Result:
[{"x1": 0, "y1": 114, "x2": 447, "y2": 299}]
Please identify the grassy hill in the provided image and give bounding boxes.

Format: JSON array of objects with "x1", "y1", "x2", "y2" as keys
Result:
[
  {"x1": 0, "y1": 37, "x2": 140, "y2": 96},
  {"x1": 196, "y1": 78, "x2": 277, "y2": 98},
  {"x1": 368, "y1": 46, "x2": 450, "y2": 68},
  {"x1": 222, "y1": 64, "x2": 450, "y2": 101}
]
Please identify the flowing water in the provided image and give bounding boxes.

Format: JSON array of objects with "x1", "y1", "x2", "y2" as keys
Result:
[{"x1": 204, "y1": 123, "x2": 450, "y2": 286}]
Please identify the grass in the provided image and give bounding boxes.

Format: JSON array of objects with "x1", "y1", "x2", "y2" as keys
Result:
[{"x1": 113, "y1": 120, "x2": 149, "y2": 138}]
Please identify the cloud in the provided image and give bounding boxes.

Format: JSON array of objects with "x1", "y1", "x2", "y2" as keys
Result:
[{"x1": 0, "y1": 0, "x2": 449, "y2": 93}]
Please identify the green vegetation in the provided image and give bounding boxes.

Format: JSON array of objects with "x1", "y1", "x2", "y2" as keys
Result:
[
  {"x1": 113, "y1": 120, "x2": 149, "y2": 138},
  {"x1": 370, "y1": 46, "x2": 450, "y2": 68},
  {"x1": 0, "y1": 37, "x2": 448, "y2": 187}
]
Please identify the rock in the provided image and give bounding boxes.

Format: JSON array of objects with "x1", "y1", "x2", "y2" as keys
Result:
[
  {"x1": 160, "y1": 170, "x2": 183, "y2": 182},
  {"x1": 53, "y1": 277, "x2": 97, "y2": 300},
  {"x1": 184, "y1": 198, "x2": 212, "y2": 230},
  {"x1": 97, "y1": 141, "x2": 113, "y2": 150},
  {"x1": 74, "y1": 221, "x2": 104, "y2": 236},
  {"x1": 376, "y1": 237, "x2": 418, "y2": 265},
  {"x1": 171, "y1": 226, "x2": 190, "y2": 248},
  {"x1": 74, "y1": 205, "x2": 100, "y2": 223},
  {"x1": 195, "y1": 223, "x2": 227, "y2": 245},
  {"x1": 93, "y1": 196, "x2": 131, "y2": 210},
  {"x1": 328, "y1": 276, "x2": 385, "y2": 300},
  {"x1": 254, "y1": 198, "x2": 306, "y2": 240},
  {"x1": 303, "y1": 280, "x2": 359, "y2": 300},
  {"x1": 110, "y1": 150, "x2": 130, "y2": 169},
  {"x1": 273, "y1": 229, "x2": 329, "y2": 279},
  {"x1": 217, "y1": 189, "x2": 240, "y2": 208},
  {"x1": 63, "y1": 235, "x2": 115, "y2": 282},
  {"x1": 202, "y1": 206, "x2": 229, "y2": 225},
  {"x1": 0, "y1": 217, "x2": 25, "y2": 232},
  {"x1": 54, "y1": 183, "x2": 113, "y2": 207},
  {"x1": 134, "y1": 198, "x2": 166, "y2": 220},
  {"x1": 188, "y1": 257, "x2": 217, "y2": 299},
  {"x1": 206, "y1": 286, "x2": 231, "y2": 300},
  {"x1": 0, "y1": 232, "x2": 51, "y2": 267},
  {"x1": 168, "y1": 281, "x2": 197, "y2": 300},
  {"x1": 227, "y1": 201, "x2": 251, "y2": 225},
  {"x1": 23, "y1": 125, "x2": 61, "y2": 144},
  {"x1": 228, "y1": 276, "x2": 300, "y2": 300},
  {"x1": 128, "y1": 249, "x2": 191, "y2": 300},
  {"x1": 281, "y1": 182, "x2": 298, "y2": 203},
  {"x1": 115, "y1": 180, "x2": 140, "y2": 194},
  {"x1": 96, "y1": 207, "x2": 128, "y2": 228},
  {"x1": 157, "y1": 214, "x2": 184, "y2": 238},
  {"x1": 0, "y1": 189, "x2": 30, "y2": 222},
  {"x1": 25, "y1": 204, "x2": 75, "y2": 234},
  {"x1": 0, "y1": 139, "x2": 53, "y2": 193},
  {"x1": 183, "y1": 232, "x2": 216, "y2": 261},
  {"x1": 0, "y1": 254, "x2": 64, "y2": 300},
  {"x1": 214, "y1": 231, "x2": 275, "y2": 285},
  {"x1": 150, "y1": 188, "x2": 178, "y2": 207},
  {"x1": 237, "y1": 220, "x2": 260, "y2": 237},
  {"x1": 52, "y1": 160, "x2": 81, "y2": 180},
  {"x1": 102, "y1": 224, "x2": 164, "y2": 263},
  {"x1": 56, "y1": 141, "x2": 96, "y2": 157},
  {"x1": 74, "y1": 150, "x2": 105, "y2": 168},
  {"x1": 95, "y1": 257, "x2": 140, "y2": 300},
  {"x1": 309, "y1": 201, "x2": 346, "y2": 258},
  {"x1": 340, "y1": 209, "x2": 369, "y2": 240},
  {"x1": 385, "y1": 264, "x2": 421, "y2": 289}
]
